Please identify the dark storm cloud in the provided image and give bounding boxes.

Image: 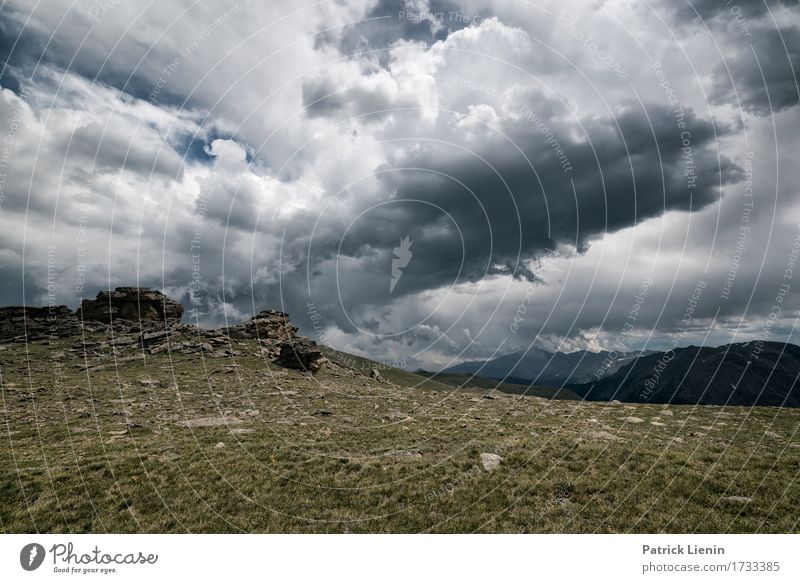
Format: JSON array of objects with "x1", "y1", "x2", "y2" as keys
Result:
[
  {"x1": 0, "y1": 16, "x2": 26, "y2": 94},
  {"x1": 0, "y1": 8, "x2": 148, "y2": 102},
  {"x1": 314, "y1": 96, "x2": 741, "y2": 301},
  {"x1": 0, "y1": 5, "x2": 208, "y2": 107},
  {"x1": 282, "y1": 85, "x2": 747, "y2": 348},
  {"x1": 1, "y1": 0, "x2": 797, "y2": 365},
  {"x1": 652, "y1": 0, "x2": 800, "y2": 115},
  {"x1": 710, "y1": 25, "x2": 800, "y2": 115},
  {"x1": 0, "y1": 249, "x2": 25, "y2": 306},
  {"x1": 660, "y1": 0, "x2": 798, "y2": 26}
]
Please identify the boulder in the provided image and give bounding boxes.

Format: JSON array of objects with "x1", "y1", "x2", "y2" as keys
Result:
[
  {"x1": 77, "y1": 287, "x2": 183, "y2": 324},
  {"x1": 273, "y1": 337, "x2": 326, "y2": 373}
]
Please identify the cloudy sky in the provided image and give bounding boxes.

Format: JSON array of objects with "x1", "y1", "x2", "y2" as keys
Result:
[{"x1": 0, "y1": 0, "x2": 798, "y2": 369}]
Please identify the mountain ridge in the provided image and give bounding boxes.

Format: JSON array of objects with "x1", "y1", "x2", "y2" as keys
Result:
[
  {"x1": 442, "y1": 346, "x2": 651, "y2": 386},
  {"x1": 442, "y1": 341, "x2": 800, "y2": 407},
  {"x1": 568, "y1": 341, "x2": 800, "y2": 407}
]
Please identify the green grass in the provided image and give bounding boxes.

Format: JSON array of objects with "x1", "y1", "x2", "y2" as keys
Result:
[
  {"x1": 414, "y1": 371, "x2": 582, "y2": 400},
  {"x1": 1, "y1": 335, "x2": 798, "y2": 533},
  {"x1": 324, "y1": 348, "x2": 454, "y2": 390}
]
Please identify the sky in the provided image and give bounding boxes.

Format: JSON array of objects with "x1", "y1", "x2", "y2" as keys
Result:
[{"x1": 0, "y1": 0, "x2": 798, "y2": 369}]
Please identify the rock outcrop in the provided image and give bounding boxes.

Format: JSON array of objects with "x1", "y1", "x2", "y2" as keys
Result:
[
  {"x1": 0, "y1": 287, "x2": 330, "y2": 374},
  {"x1": 77, "y1": 287, "x2": 184, "y2": 324},
  {"x1": 274, "y1": 338, "x2": 326, "y2": 373},
  {"x1": 137, "y1": 324, "x2": 233, "y2": 357},
  {"x1": 229, "y1": 310, "x2": 297, "y2": 343}
]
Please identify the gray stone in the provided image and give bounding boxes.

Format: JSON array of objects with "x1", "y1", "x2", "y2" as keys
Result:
[
  {"x1": 176, "y1": 417, "x2": 244, "y2": 428},
  {"x1": 722, "y1": 496, "x2": 753, "y2": 504},
  {"x1": 385, "y1": 449, "x2": 422, "y2": 458},
  {"x1": 480, "y1": 452, "x2": 502, "y2": 471},
  {"x1": 584, "y1": 430, "x2": 619, "y2": 441}
]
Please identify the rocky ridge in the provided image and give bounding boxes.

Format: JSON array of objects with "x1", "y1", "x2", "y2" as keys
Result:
[
  {"x1": 77, "y1": 287, "x2": 184, "y2": 324},
  {"x1": 0, "y1": 287, "x2": 328, "y2": 374}
]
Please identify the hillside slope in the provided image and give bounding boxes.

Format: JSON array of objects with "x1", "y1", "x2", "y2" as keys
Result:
[{"x1": 324, "y1": 349, "x2": 453, "y2": 391}]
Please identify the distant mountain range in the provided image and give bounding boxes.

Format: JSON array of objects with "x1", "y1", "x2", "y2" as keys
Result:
[
  {"x1": 442, "y1": 342, "x2": 800, "y2": 407},
  {"x1": 442, "y1": 346, "x2": 649, "y2": 387}
]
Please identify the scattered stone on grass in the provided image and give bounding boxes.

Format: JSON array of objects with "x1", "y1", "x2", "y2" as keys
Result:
[
  {"x1": 480, "y1": 452, "x2": 502, "y2": 471},
  {"x1": 176, "y1": 416, "x2": 244, "y2": 428}
]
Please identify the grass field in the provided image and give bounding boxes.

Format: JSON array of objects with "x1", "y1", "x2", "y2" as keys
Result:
[
  {"x1": 414, "y1": 370, "x2": 582, "y2": 400},
  {"x1": 1, "y1": 334, "x2": 798, "y2": 533}
]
